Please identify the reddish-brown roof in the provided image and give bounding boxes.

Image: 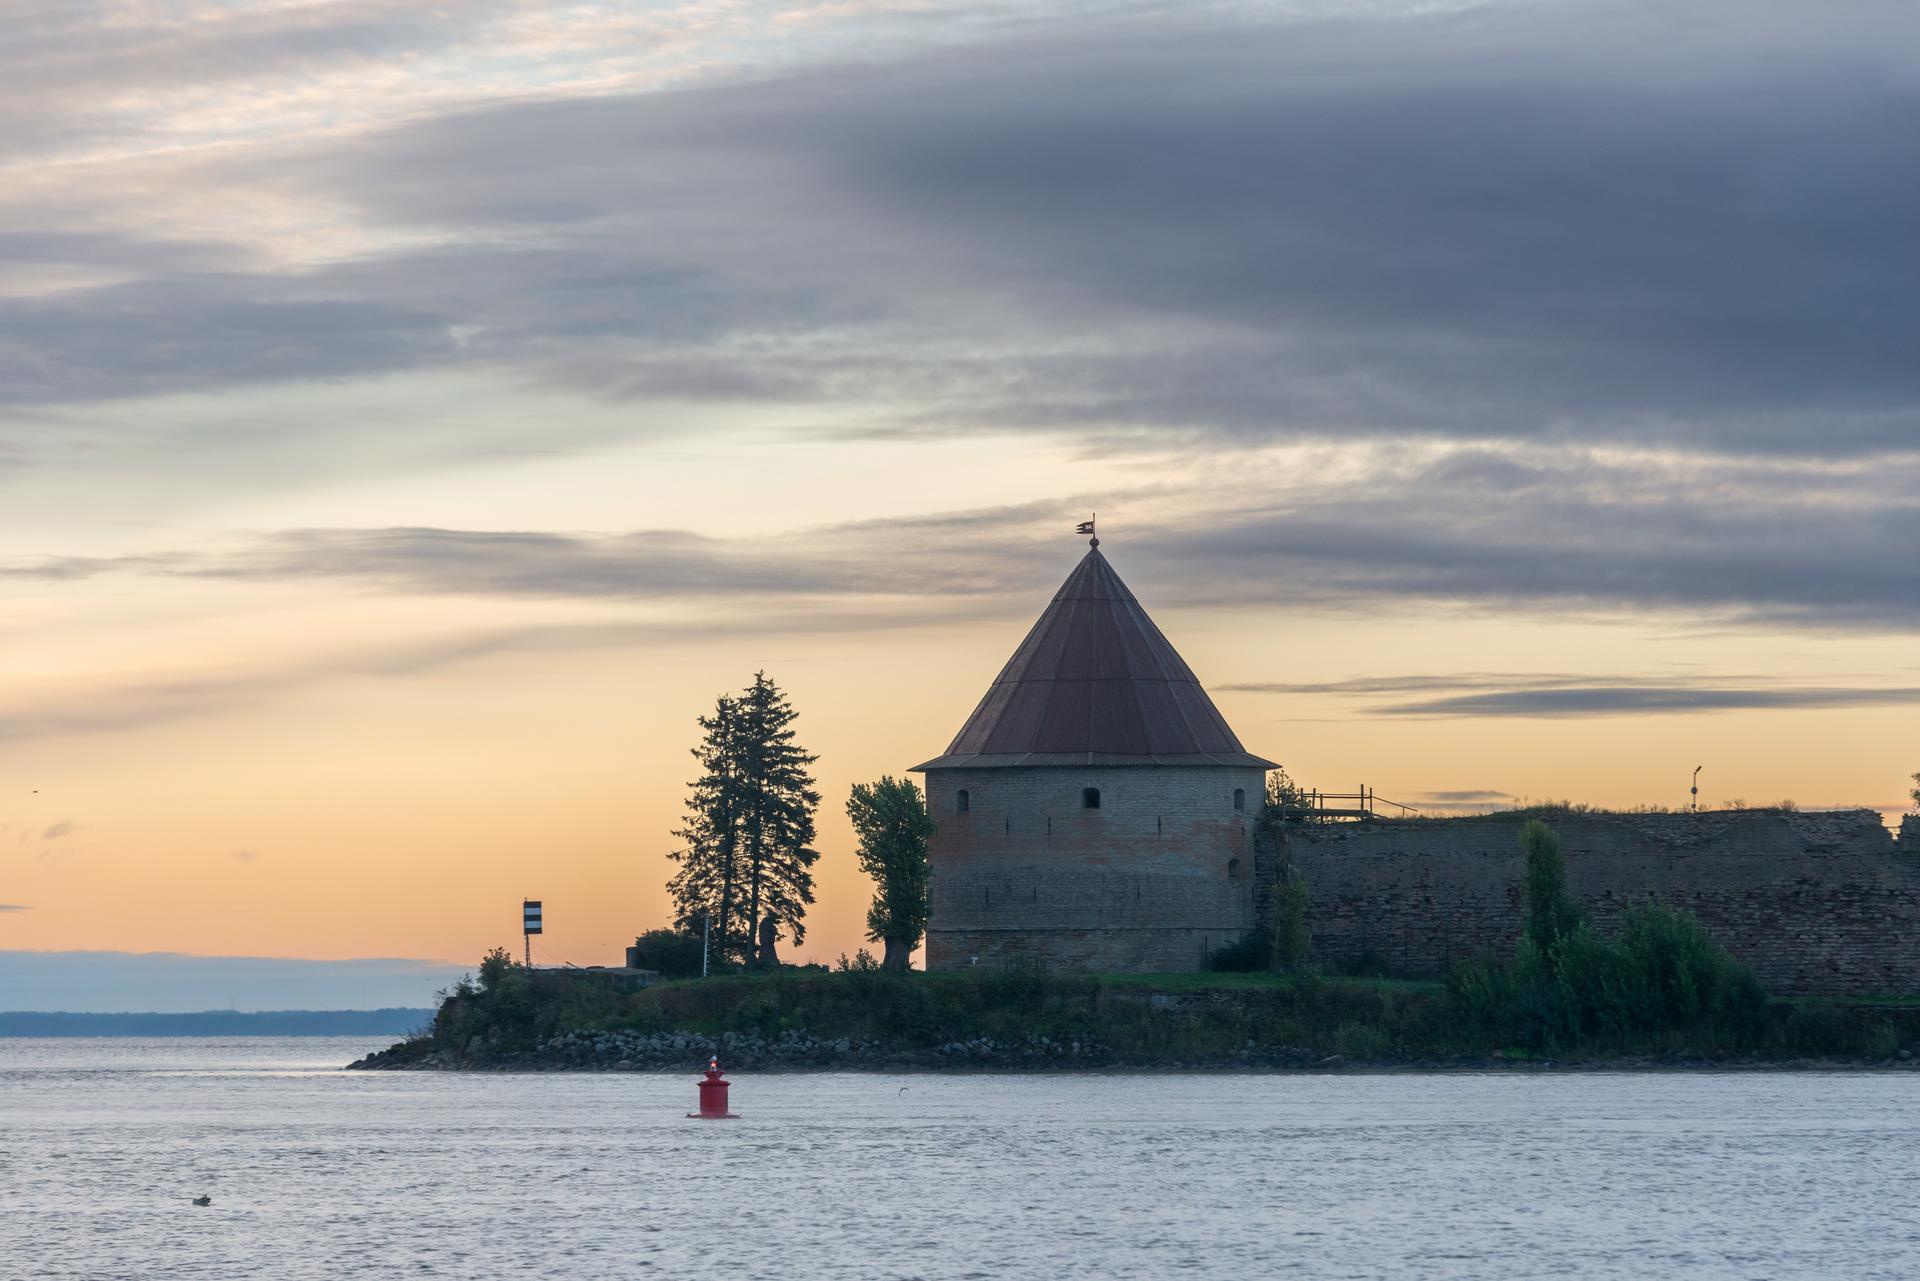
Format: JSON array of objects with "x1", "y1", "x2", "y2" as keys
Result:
[{"x1": 913, "y1": 546, "x2": 1276, "y2": 771}]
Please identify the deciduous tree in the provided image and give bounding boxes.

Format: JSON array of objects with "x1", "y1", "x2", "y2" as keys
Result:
[{"x1": 847, "y1": 775, "x2": 933, "y2": 970}]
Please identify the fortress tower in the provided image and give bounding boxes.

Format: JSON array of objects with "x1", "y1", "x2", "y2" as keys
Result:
[{"x1": 912, "y1": 541, "x2": 1276, "y2": 971}]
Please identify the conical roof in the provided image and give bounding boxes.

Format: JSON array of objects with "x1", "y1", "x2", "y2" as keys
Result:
[{"x1": 913, "y1": 546, "x2": 1276, "y2": 770}]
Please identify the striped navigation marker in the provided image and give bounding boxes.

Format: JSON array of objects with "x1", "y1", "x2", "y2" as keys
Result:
[{"x1": 523, "y1": 899, "x2": 542, "y2": 968}]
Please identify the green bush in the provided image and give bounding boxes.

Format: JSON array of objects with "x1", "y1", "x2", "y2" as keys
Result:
[
  {"x1": 1272, "y1": 877, "x2": 1311, "y2": 970},
  {"x1": 1778, "y1": 1002, "x2": 1849, "y2": 1054},
  {"x1": 1332, "y1": 1020, "x2": 1394, "y2": 1059},
  {"x1": 1446, "y1": 823, "x2": 1769, "y2": 1055},
  {"x1": 631, "y1": 928, "x2": 706, "y2": 978},
  {"x1": 1864, "y1": 1022, "x2": 1901, "y2": 1060}
]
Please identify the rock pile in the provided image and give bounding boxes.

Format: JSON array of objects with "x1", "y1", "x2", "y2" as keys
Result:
[{"x1": 347, "y1": 1027, "x2": 1350, "y2": 1072}]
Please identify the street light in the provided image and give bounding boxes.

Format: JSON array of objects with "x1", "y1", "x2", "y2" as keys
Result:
[{"x1": 1691, "y1": 765, "x2": 1703, "y2": 814}]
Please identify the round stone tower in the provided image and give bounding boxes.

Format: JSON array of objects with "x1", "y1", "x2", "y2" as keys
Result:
[{"x1": 911, "y1": 541, "x2": 1276, "y2": 971}]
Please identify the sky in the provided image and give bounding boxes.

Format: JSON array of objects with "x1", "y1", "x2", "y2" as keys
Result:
[{"x1": 3, "y1": 0, "x2": 1919, "y2": 1006}]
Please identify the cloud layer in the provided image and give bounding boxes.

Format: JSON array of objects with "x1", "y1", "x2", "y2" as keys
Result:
[{"x1": 6, "y1": 1, "x2": 1920, "y2": 460}]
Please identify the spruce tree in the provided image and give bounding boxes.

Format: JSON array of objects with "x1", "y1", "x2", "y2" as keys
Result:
[
  {"x1": 847, "y1": 775, "x2": 933, "y2": 970},
  {"x1": 666, "y1": 694, "x2": 751, "y2": 963},
  {"x1": 666, "y1": 675, "x2": 820, "y2": 968},
  {"x1": 734, "y1": 672, "x2": 821, "y2": 964}
]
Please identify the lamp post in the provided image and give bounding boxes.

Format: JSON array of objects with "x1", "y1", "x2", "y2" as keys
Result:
[{"x1": 1691, "y1": 766, "x2": 1702, "y2": 814}]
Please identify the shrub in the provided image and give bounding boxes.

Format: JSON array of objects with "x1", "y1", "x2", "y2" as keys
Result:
[
  {"x1": 631, "y1": 928, "x2": 706, "y2": 979},
  {"x1": 1864, "y1": 1022, "x2": 1901, "y2": 1060},
  {"x1": 1272, "y1": 877, "x2": 1311, "y2": 970},
  {"x1": 1778, "y1": 1002, "x2": 1848, "y2": 1054},
  {"x1": 1446, "y1": 822, "x2": 1769, "y2": 1054},
  {"x1": 1522, "y1": 820, "x2": 1584, "y2": 964}
]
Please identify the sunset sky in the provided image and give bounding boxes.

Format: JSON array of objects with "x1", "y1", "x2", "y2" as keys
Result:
[{"x1": 4, "y1": 0, "x2": 1918, "y2": 1005}]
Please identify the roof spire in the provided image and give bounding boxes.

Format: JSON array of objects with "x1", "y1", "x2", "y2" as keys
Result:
[{"x1": 911, "y1": 543, "x2": 1276, "y2": 771}]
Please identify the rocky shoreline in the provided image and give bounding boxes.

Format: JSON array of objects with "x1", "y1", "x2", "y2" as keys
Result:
[{"x1": 347, "y1": 1026, "x2": 1919, "y2": 1074}]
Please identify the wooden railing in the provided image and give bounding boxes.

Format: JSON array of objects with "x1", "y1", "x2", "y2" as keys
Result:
[{"x1": 1271, "y1": 786, "x2": 1418, "y2": 822}]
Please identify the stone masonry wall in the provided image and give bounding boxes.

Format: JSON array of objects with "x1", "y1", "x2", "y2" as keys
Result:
[
  {"x1": 1281, "y1": 809, "x2": 1919, "y2": 996},
  {"x1": 923, "y1": 765, "x2": 1265, "y2": 972}
]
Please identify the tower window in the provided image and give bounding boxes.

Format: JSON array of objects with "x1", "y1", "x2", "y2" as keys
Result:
[
  {"x1": 1081, "y1": 787, "x2": 1101, "y2": 810},
  {"x1": 1228, "y1": 857, "x2": 1242, "y2": 880},
  {"x1": 1233, "y1": 788, "x2": 1246, "y2": 812},
  {"x1": 956, "y1": 789, "x2": 970, "y2": 814}
]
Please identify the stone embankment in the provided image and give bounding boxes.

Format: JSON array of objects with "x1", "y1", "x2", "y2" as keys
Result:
[
  {"x1": 348, "y1": 1026, "x2": 1918, "y2": 1073},
  {"x1": 348, "y1": 1027, "x2": 1363, "y2": 1072}
]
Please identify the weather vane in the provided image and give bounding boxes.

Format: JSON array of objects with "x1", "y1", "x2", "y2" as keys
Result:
[{"x1": 1076, "y1": 514, "x2": 1098, "y2": 547}]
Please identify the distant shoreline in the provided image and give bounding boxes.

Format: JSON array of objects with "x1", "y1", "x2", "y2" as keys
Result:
[{"x1": 0, "y1": 1009, "x2": 433, "y2": 1037}]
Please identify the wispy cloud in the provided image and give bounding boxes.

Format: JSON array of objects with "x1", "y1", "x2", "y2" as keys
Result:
[
  {"x1": 1383, "y1": 685, "x2": 1920, "y2": 718},
  {"x1": 39, "y1": 819, "x2": 74, "y2": 840},
  {"x1": 1225, "y1": 672, "x2": 1920, "y2": 718},
  {"x1": 14, "y1": 444, "x2": 1920, "y2": 630},
  {"x1": 0, "y1": 904, "x2": 29, "y2": 913}
]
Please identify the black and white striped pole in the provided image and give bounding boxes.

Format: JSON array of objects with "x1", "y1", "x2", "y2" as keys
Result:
[{"x1": 523, "y1": 899, "x2": 542, "y2": 969}]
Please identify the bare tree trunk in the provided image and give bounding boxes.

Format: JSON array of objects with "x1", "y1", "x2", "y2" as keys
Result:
[{"x1": 881, "y1": 935, "x2": 910, "y2": 971}]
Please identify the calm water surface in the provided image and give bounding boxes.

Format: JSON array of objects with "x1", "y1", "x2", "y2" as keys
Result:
[{"x1": 1, "y1": 1038, "x2": 1915, "y2": 1280}]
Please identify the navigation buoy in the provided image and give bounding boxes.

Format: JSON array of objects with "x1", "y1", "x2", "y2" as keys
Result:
[{"x1": 689, "y1": 1056, "x2": 738, "y2": 1119}]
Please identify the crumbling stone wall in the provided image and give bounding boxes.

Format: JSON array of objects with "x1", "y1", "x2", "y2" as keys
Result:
[
  {"x1": 923, "y1": 765, "x2": 1264, "y2": 971},
  {"x1": 1282, "y1": 809, "x2": 1919, "y2": 996}
]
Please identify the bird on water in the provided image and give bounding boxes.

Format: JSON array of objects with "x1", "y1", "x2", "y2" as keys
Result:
[{"x1": 190, "y1": 1196, "x2": 211, "y2": 1207}]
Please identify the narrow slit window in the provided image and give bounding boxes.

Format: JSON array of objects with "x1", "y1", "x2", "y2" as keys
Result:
[
  {"x1": 1228, "y1": 857, "x2": 1242, "y2": 880},
  {"x1": 955, "y1": 789, "x2": 971, "y2": 814},
  {"x1": 1233, "y1": 788, "x2": 1246, "y2": 812},
  {"x1": 1081, "y1": 787, "x2": 1101, "y2": 810}
]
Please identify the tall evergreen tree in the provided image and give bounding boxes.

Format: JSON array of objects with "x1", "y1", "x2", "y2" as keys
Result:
[
  {"x1": 667, "y1": 695, "x2": 750, "y2": 963},
  {"x1": 847, "y1": 775, "x2": 933, "y2": 970},
  {"x1": 734, "y1": 672, "x2": 821, "y2": 965},
  {"x1": 665, "y1": 674, "x2": 820, "y2": 968}
]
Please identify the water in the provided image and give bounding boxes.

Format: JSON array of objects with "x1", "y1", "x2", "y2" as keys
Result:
[{"x1": 2, "y1": 1039, "x2": 1916, "y2": 1280}]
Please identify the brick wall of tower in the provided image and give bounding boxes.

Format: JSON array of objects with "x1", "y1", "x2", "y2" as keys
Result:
[
  {"x1": 922, "y1": 765, "x2": 1267, "y2": 972},
  {"x1": 1281, "y1": 808, "x2": 1920, "y2": 996}
]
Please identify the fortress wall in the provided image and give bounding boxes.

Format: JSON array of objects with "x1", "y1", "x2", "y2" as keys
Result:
[
  {"x1": 923, "y1": 765, "x2": 1264, "y2": 972},
  {"x1": 1282, "y1": 809, "x2": 1919, "y2": 996}
]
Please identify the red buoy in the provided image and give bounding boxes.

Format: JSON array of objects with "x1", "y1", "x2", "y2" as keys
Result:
[{"x1": 690, "y1": 1056, "x2": 738, "y2": 1119}]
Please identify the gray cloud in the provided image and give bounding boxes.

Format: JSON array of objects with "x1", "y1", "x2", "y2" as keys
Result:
[
  {"x1": 0, "y1": 1, "x2": 511, "y2": 161},
  {"x1": 10, "y1": 442, "x2": 1920, "y2": 631},
  {"x1": 0, "y1": 904, "x2": 28, "y2": 912},
  {"x1": 39, "y1": 819, "x2": 74, "y2": 840},
  {"x1": 1227, "y1": 671, "x2": 1920, "y2": 717},
  {"x1": 294, "y1": 0, "x2": 1920, "y2": 453},
  {"x1": 6, "y1": 0, "x2": 1920, "y2": 465},
  {"x1": 0, "y1": 596, "x2": 1025, "y2": 746},
  {"x1": 1384, "y1": 685, "x2": 1920, "y2": 717},
  {"x1": 0, "y1": 274, "x2": 455, "y2": 405}
]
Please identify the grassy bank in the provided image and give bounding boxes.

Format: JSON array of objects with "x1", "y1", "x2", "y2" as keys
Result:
[{"x1": 355, "y1": 962, "x2": 1920, "y2": 1071}]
